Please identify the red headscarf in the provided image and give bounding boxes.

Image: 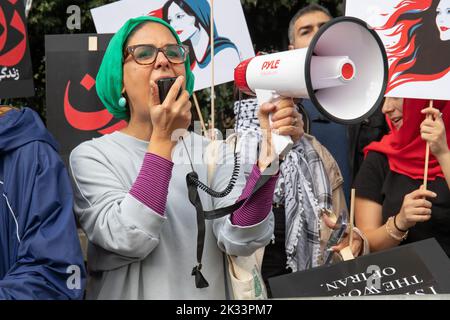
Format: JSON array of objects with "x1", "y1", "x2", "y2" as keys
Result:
[{"x1": 364, "y1": 98, "x2": 450, "y2": 180}]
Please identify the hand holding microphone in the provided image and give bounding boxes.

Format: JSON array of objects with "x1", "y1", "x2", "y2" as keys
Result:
[
  {"x1": 147, "y1": 76, "x2": 191, "y2": 160},
  {"x1": 148, "y1": 76, "x2": 192, "y2": 141}
]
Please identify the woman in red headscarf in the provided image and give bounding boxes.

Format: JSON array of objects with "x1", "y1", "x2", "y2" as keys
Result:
[{"x1": 353, "y1": 98, "x2": 450, "y2": 256}]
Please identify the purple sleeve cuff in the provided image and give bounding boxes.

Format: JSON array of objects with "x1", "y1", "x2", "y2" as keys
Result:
[
  {"x1": 231, "y1": 164, "x2": 278, "y2": 226},
  {"x1": 130, "y1": 153, "x2": 173, "y2": 216}
]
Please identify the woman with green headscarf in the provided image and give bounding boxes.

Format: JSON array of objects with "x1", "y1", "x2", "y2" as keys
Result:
[{"x1": 69, "y1": 16, "x2": 301, "y2": 299}]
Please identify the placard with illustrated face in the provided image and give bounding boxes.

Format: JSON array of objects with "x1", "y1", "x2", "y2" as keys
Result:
[
  {"x1": 91, "y1": 0, "x2": 255, "y2": 91},
  {"x1": 346, "y1": 0, "x2": 450, "y2": 100},
  {"x1": 0, "y1": 0, "x2": 34, "y2": 99},
  {"x1": 45, "y1": 34, "x2": 127, "y2": 165}
]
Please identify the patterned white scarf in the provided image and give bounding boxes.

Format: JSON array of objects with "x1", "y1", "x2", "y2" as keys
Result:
[{"x1": 234, "y1": 98, "x2": 332, "y2": 272}]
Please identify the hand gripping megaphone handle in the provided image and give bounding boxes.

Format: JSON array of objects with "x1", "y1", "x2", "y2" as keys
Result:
[{"x1": 255, "y1": 89, "x2": 294, "y2": 158}]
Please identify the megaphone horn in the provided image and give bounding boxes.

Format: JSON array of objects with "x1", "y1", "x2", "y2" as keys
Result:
[{"x1": 234, "y1": 16, "x2": 388, "y2": 156}]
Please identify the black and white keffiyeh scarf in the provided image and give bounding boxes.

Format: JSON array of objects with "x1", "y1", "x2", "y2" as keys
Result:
[{"x1": 234, "y1": 98, "x2": 332, "y2": 271}]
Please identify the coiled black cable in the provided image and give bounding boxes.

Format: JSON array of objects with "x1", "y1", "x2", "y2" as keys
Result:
[
  {"x1": 186, "y1": 151, "x2": 240, "y2": 198},
  {"x1": 185, "y1": 90, "x2": 244, "y2": 198}
]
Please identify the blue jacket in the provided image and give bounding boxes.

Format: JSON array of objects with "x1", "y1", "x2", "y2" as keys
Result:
[{"x1": 0, "y1": 108, "x2": 86, "y2": 299}]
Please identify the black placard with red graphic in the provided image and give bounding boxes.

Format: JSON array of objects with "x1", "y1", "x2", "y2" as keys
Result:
[
  {"x1": 45, "y1": 33, "x2": 127, "y2": 164},
  {"x1": 0, "y1": 0, "x2": 34, "y2": 98}
]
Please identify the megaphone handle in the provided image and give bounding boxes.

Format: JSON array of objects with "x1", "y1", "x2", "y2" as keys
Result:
[
  {"x1": 255, "y1": 89, "x2": 294, "y2": 157},
  {"x1": 270, "y1": 131, "x2": 294, "y2": 158}
]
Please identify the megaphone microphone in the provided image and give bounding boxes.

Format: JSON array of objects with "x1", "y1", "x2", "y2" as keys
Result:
[{"x1": 234, "y1": 16, "x2": 388, "y2": 157}]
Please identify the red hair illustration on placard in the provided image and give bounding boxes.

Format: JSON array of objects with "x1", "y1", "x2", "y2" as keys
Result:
[{"x1": 377, "y1": 0, "x2": 450, "y2": 93}]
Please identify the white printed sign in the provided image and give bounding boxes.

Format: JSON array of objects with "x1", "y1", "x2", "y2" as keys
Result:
[{"x1": 91, "y1": 0, "x2": 255, "y2": 91}]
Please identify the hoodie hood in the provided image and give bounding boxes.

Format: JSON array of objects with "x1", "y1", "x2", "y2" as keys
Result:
[{"x1": 0, "y1": 107, "x2": 59, "y2": 154}]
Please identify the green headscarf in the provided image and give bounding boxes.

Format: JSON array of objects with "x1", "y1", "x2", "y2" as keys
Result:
[{"x1": 96, "y1": 16, "x2": 195, "y2": 121}]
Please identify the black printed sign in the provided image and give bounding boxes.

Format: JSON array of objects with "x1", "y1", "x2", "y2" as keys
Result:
[
  {"x1": 269, "y1": 238, "x2": 450, "y2": 298},
  {"x1": 0, "y1": 0, "x2": 34, "y2": 98},
  {"x1": 45, "y1": 33, "x2": 127, "y2": 165}
]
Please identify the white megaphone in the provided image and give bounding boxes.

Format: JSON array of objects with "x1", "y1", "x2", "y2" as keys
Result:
[{"x1": 234, "y1": 16, "x2": 388, "y2": 157}]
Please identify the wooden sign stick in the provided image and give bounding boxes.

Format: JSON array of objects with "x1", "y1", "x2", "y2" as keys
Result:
[
  {"x1": 423, "y1": 100, "x2": 434, "y2": 190},
  {"x1": 340, "y1": 188, "x2": 356, "y2": 261},
  {"x1": 349, "y1": 188, "x2": 355, "y2": 249},
  {"x1": 192, "y1": 93, "x2": 208, "y2": 135}
]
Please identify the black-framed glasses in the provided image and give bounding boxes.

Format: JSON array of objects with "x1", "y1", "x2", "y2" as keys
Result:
[{"x1": 125, "y1": 44, "x2": 189, "y2": 65}]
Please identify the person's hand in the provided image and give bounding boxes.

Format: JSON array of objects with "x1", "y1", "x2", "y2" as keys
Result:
[
  {"x1": 421, "y1": 107, "x2": 449, "y2": 159},
  {"x1": 322, "y1": 214, "x2": 363, "y2": 257},
  {"x1": 395, "y1": 187, "x2": 437, "y2": 230},
  {"x1": 331, "y1": 234, "x2": 362, "y2": 257},
  {"x1": 257, "y1": 99, "x2": 304, "y2": 171},
  {"x1": 270, "y1": 99, "x2": 304, "y2": 143},
  {"x1": 148, "y1": 76, "x2": 192, "y2": 143}
]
